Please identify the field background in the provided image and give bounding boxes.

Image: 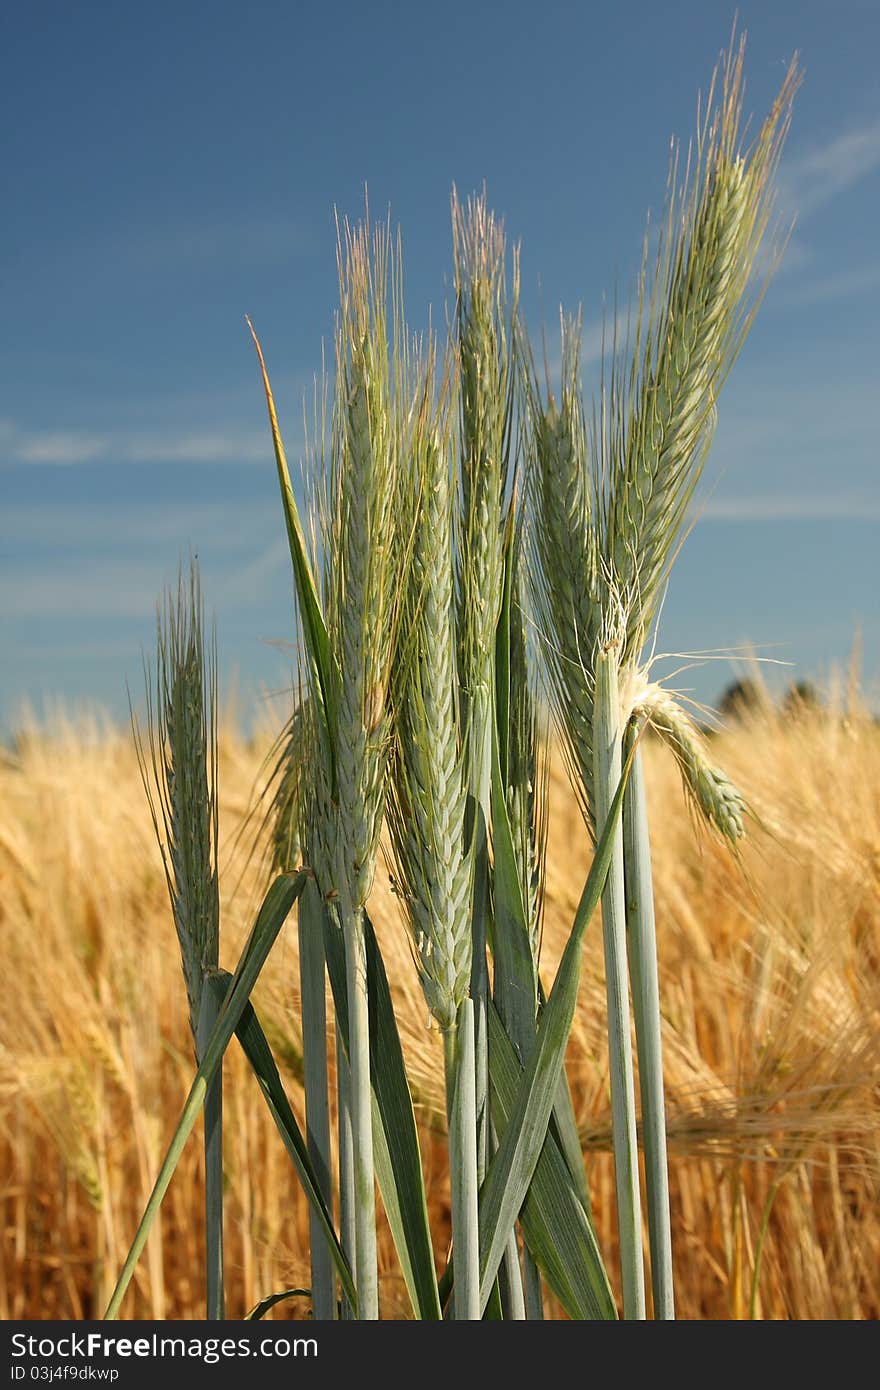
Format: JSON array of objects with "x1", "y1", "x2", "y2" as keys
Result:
[{"x1": 2, "y1": 687, "x2": 878, "y2": 1321}]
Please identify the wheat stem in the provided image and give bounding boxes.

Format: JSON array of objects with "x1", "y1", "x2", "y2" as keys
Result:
[
  {"x1": 469, "y1": 697, "x2": 493, "y2": 1184},
  {"x1": 196, "y1": 981, "x2": 224, "y2": 1320},
  {"x1": 499, "y1": 1226, "x2": 527, "y2": 1320},
  {"x1": 523, "y1": 1245, "x2": 544, "y2": 1319},
  {"x1": 444, "y1": 1003, "x2": 480, "y2": 1320},
  {"x1": 298, "y1": 879, "x2": 335, "y2": 1320},
  {"x1": 341, "y1": 900, "x2": 377, "y2": 1319},
  {"x1": 623, "y1": 727, "x2": 674, "y2": 1318},
  {"x1": 593, "y1": 648, "x2": 645, "y2": 1319},
  {"x1": 336, "y1": 1019, "x2": 356, "y2": 1320}
]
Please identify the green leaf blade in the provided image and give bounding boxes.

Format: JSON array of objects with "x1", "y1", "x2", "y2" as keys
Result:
[
  {"x1": 323, "y1": 908, "x2": 441, "y2": 1320},
  {"x1": 208, "y1": 973, "x2": 356, "y2": 1312},
  {"x1": 478, "y1": 753, "x2": 633, "y2": 1308},
  {"x1": 488, "y1": 1004, "x2": 616, "y2": 1320},
  {"x1": 104, "y1": 872, "x2": 307, "y2": 1319},
  {"x1": 246, "y1": 318, "x2": 338, "y2": 790}
]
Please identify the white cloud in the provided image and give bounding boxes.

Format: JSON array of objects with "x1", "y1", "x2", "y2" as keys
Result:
[
  {"x1": 117, "y1": 431, "x2": 267, "y2": 464},
  {"x1": 691, "y1": 371, "x2": 878, "y2": 521},
  {"x1": 581, "y1": 314, "x2": 617, "y2": 367},
  {"x1": 779, "y1": 118, "x2": 880, "y2": 219},
  {"x1": 215, "y1": 539, "x2": 290, "y2": 607},
  {"x1": 772, "y1": 262, "x2": 880, "y2": 309},
  {"x1": 14, "y1": 432, "x2": 111, "y2": 465},
  {"x1": 772, "y1": 236, "x2": 813, "y2": 278},
  {"x1": 699, "y1": 493, "x2": 880, "y2": 523},
  {"x1": 2, "y1": 564, "x2": 166, "y2": 619},
  {"x1": 539, "y1": 309, "x2": 628, "y2": 384},
  {"x1": 9, "y1": 636, "x2": 145, "y2": 664},
  {"x1": 3, "y1": 544, "x2": 292, "y2": 621},
  {"x1": 118, "y1": 214, "x2": 306, "y2": 273},
  {"x1": 711, "y1": 373, "x2": 878, "y2": 455},
  {"x1": 1, "y1": 422, "x2": 283, "y2": 467},
  {"x1": 1, "y1": 498, "x2": 278, "y2": 550},
  {"x1": 1, "y1": 501, "x2": 291, "y2": 618}
]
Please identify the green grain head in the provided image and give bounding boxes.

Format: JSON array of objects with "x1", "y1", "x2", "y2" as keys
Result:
[
  {"x1": 525, "y1": 315, "x2": 600, "y2": 827},
  {"x1": 325, "y1": 215, "x2": 407, "y2": 910},
  {"x1": 135, "y1": 559, "x2": 219, "y2": 1043},
  {"x1": 452, "y1": 189, "x2": 519, "y2": 739},
  {"x1": 605, "y1": 39, "x2": 799, "y2": 665},
  {"x1": 389, "y1": 348, "x2": 473, "y2": 1029}
]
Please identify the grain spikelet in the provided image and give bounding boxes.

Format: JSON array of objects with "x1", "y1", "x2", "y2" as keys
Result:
[
  {"x1": 133, "y1": 560, "x2": 219, "y2": 1044},
  {"x1": 389, "y1": 353, "x2": 473, "y2": 1029}
]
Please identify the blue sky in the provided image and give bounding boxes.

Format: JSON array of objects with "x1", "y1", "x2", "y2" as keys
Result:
[{"x1": 2, "y1": 0, "x2": 878, "y2": 731}]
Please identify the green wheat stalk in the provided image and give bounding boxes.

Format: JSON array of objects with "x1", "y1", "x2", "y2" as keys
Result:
[
  {"x1": 501, "y1": 538, "x2": 550, "y2": 1318},
  {"x1": 452, "y1": 190, "x2": 528, "y2": 1315},
  {"x1": 274, "y1": 216, "x2": 408, "y2": 1321},
  {"x1": 387, "y1": 350, "x2": 478, "y2": 1316},
  {"x1": 132, "y1": 559, "x2": 223, "y2": 1319},
  {"x1": 269, "y1": 702, "x2": 337, "y2": 1321},
  {"x1": 527, "y1": 37, "x2": 798, "y2": 1316}
]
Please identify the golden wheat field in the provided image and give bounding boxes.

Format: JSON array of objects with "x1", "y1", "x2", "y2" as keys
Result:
[{"x1": 1, "y1": 690, "x2": 878, "y2": 1321}]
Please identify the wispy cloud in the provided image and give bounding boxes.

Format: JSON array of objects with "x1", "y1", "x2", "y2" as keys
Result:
[
  {"x1": 216, "y1": 539, "x2": 290, "y2": 607},
  {"x1": 772, "y1": 262, "x2": 880, "y2": 309},
  {"x1": 710, "y1": 372, "x2": 878, "y2": 456},
  {"x1": 772, "y1": 236, "x2": 813, "y2": 278},
  {"x1": 20, "y1": 214, "x2": 311, "y2": 287},
  {"x1": 1, "y1": 491, "x2": 294, "y2": 622},
  {"x1": 2, "y1": 421, "x2": 280, "y2": 467},
  {"x1": 765, "y1": 118, "x2": 880, "y2": 306},
  {"x1": 118, "y1": 430, "x2": 268, "y2": 464},
  {"x1": 12, "y1": 432, "x2": 110, "y2": 465},
  {"x1": 699, "y1": 493, "x2": 880, "y2": 523},
  {"x1": 1, "y1": 498, "x2": 278, "y2": 551},
  {"x1": 9, "y1": 636, "x2": 146, "y2": 665},
  {"x1": 581, "y1": 312, "x2": 625, "y2": 367},
  {"x1": 119, "y1": 214, "x2": 307, "y2": 274},
  {"x1": 2, "y1": 546, "x2": 292, "y2": 621},
  {"x1": 2, "y1": 563, "x2": 170, "y2": 620},
  {"x1": 538, "y1": 308, "x2": 628, "y2": 385},
  {"x1": 779, "y1": 118, "x2": 880, "y2": 219}
]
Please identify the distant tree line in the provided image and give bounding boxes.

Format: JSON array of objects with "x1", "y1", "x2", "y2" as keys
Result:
[{"x1": 717, "y1": 678, "x2": 823, "y2": 723}]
